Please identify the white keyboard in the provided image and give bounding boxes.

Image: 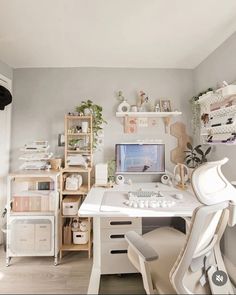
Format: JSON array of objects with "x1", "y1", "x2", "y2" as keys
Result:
[
  {"x1": 128, "y1": 191, "x2": 158, "y2": 198},
  {"x1": 124, "y1": 195, "x2": 177, "y2": 209}
]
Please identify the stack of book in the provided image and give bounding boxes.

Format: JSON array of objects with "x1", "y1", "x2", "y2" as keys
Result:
[{"x1": 19, "y1": 140, "x2": 53, "y2": 170}]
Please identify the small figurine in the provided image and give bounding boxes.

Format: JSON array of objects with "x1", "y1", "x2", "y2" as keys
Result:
[{"x1": 138, "y1": 91, "x2": 149, "y2": 111}]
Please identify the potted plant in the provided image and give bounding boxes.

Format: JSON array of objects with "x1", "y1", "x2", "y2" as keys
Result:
[
  {"x1": 68, "y1": 138, "x2": 81, "y2": 150},
  {"x1": 184, "y1": 142, "x2": 211, "y2": 169},
  {"x1": 76, "y1": 100, "x2": 107, "y2": 150}
]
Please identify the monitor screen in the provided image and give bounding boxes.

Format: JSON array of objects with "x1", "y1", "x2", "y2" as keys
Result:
[{"x1": 115, "y1": 143, "x2": 165, "y2": 174}]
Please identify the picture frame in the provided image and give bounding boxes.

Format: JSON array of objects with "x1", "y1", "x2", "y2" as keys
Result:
[{"x1": 160, "y1": 99, "x2": 172, "y2": 112}]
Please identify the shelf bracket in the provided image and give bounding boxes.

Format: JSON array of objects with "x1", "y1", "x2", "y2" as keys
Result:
[{"x1": 163, "y1": 117, "x2": 171, "y2": 133}]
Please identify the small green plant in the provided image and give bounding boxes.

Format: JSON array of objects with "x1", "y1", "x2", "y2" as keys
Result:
[
  {"x1": 68, "y1": 138, "x2": 81, "y2": 150},
  {"x1": 76, "y1": 100, "x2": 107, "y2": 149},
  {"x1": 184, "y1": 142, "x2": 211, "y2": 168}
]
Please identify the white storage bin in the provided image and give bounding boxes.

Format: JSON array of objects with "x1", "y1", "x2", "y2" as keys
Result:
[
  {"x1": 73, "y1": 230, "x2": 89, "y2": 244},
  {"x1": 62, "y1": 197, "x2": 79, "y2": 216}
]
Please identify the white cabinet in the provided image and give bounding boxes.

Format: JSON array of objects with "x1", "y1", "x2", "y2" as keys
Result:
[
  {"x1": 8, "y1": 216, "x2": 54, "y2": 255},
  {"x1": 6, "y1": 171, "x2": 60, "y2": 266}
]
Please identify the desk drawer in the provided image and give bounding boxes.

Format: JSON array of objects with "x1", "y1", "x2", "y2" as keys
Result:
[
  {"x1": 100, "y1": 217, "x2": 141, "y2": 229},
  {"x1": 101, "y1": 240, "x2": 138, "y2": 274},
  {"x1": 101, "y1": 227, "x2": 141, "y2": 243}
]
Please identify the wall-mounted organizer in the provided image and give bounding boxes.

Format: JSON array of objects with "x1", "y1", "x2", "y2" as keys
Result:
[
  {"x1": 59, "y1": 114, "x2": 93, "y2": 259},
  {"x1": 6, "y1": 170, "x2": 60, "y2": 266},
  {"x1": 198, "y1": 84, "x2": 236, "y2": 144},
  {"x1": 116, "y1": 111, "x2": 182, "y2": 133}
]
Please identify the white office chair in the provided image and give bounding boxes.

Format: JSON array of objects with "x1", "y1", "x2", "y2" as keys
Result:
[{"x1": 125, "y1": 158, "x2": 236, "y2": 294}]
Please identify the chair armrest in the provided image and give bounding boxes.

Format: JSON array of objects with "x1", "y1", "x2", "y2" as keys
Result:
[
  {"x1": 125, "y1": 231, "x2": 158, "y2": 262},
  {"x1": 181, "y1": 217, "x2": 191, "y2": 233}
]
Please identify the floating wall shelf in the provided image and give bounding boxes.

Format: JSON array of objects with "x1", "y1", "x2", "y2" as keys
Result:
[
  {"x1": 116, "y1": 111, "x2": 182, "y2": 118},
  {"x1": 116, "y1": 111, "x2": 182, "y2": 133}
]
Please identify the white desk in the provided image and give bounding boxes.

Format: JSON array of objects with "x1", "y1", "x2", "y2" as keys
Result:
[{"x1": 79, "y1": 182, "x2": 201, "y2": 294}]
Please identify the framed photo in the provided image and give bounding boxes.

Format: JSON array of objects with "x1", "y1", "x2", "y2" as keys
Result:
[{"x1": 160, "y1": 100, "x2": 171, "y2": 112}]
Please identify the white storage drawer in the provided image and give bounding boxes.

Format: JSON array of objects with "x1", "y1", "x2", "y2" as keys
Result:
[
  {"x1": 35, "y1": 223, "x2": 51, "y2": 251},
  {"x1": 101, "y1": 227, "x2": 142, "y2": 243},
  {"x1": 14, "y1": 223, "x2": 35, "y2": 253},
  {"x1": 100, "y1": 217, "x2": 142, "y2": 229},
  {"x1": 8, "y1": 216, "x2": 54, "y2": 256},
  {"x1": 101, "y1": 240, "x2": 138, "y2": 274}
]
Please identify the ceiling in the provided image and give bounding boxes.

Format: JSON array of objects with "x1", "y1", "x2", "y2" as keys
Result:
[{"x1": 0, "y1": 0, "x2": 236, "y2": 69}]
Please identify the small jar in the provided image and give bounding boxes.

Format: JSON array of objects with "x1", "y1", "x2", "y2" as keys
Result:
[{"x1": 130, "y1": 105, "x2": 138, "y2": 112}]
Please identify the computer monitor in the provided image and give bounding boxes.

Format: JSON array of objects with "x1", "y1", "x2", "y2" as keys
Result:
[{"x1": 115, "y1": 143, "x2": 165, "y2": 174}]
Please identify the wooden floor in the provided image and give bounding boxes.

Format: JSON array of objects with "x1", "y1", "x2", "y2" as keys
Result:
[{"x1": 0, "y1": 246, "x2": 145, "y2": 294}]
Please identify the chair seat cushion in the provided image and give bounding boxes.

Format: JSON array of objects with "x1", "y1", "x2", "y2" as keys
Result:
[{"x1": 128, "y1": 227, "x2": 186, "y2": 294}]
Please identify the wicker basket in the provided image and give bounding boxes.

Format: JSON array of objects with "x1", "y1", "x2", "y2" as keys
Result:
[{"x1": 49, "y1": 158, "x2": 62, "y2": 170}]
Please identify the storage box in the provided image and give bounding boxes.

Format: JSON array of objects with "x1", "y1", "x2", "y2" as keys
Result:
[
  {"x1": 12, "y1": 196, "x2": 29, "y2": 212},
  {"x1": 62, "y1": 197, "x2": 80, "y2": 216},
  {"x1": 63, "y1": 221, "x2": 72, "y2": 245},
  {"x1": 73, "y1": 230, "x2": 89, "y2": 244}
]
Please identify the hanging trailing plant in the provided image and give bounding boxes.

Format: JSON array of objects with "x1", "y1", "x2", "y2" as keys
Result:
[
  {"x1": 76, "y1": 100, "x2": 107, "y2": 150},
  {"x1": 190, "y1": 88, "x2": 213, "y2": 137}
]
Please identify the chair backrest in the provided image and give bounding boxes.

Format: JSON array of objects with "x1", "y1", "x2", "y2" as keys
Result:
[{"x1": 170, "y1": 158, "x2": 236, "y2": 294}]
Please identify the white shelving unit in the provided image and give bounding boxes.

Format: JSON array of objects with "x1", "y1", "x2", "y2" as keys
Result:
[
  {"x1": 198, "y1": 84, "x2": 236, "y2": 144},
  {"x1": 6, "y1": 170, "x2": 60, "y2": 266}
]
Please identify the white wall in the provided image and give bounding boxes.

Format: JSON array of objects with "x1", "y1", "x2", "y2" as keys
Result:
[
  {"x1": 0, "y1": 60, "x2": 13, "y2": 243},
  {"x1": 0, "y1": 60, "x2": 13, "y2": 80},
  {"x1": 194, "y1": 31, "x2": 236, "y2": 282},
  {"x1": 11, "y1": 67, "x2": 194, "y2": 178}
]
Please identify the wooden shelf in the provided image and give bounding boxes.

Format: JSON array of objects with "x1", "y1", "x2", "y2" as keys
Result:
[
  {"x1": 61, "y1": 167, "x2": 92, "y2": 173},
  {"x1": 67, "y1": 150, "x2": 91, "y2": 154},
  {"x1": 61, "y1": 214, "x2": 89, "y2": 218},
  {"x1": 65, "y1": 115, "x2": 91, "y2": 120},
  {"x1": 60, "y1": 243, "x2": 90, "y2": 251},
  {"x1": 116, "y1": 111, "x2": 182, "y2": 118},
  {"x1": 67, "y1": 133, "x2": 91, "y2": 136},
  {"x1": 61, "y1": 187, "x2": 88, "y2": 195}
]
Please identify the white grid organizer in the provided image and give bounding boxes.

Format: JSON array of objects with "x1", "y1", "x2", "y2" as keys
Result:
[{"x1": 198, "y1": 85, "x2": 236, "y2": 144}]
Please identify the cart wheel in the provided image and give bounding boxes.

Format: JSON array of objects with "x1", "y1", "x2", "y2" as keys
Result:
[
  {"x1": 6, "y1": 257, "x2": 10, "y2": 267},
  {"x1": 54, "y1": 257, "x2": 58, "y2": 266}
]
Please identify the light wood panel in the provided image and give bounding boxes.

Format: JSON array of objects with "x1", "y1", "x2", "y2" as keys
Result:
[{"x1": 0, "y1": 247, "x2": 145, "y2": 294}]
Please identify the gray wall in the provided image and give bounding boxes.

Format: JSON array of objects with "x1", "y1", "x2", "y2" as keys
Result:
[
  {"x1": 0, "y1": 60, "x2": 13, "y2": 80},
  {"x1": 194, "y1": 31, "x2": 236, "y2": 280},
  {"x1": 11, "y1": 68, "x2": 194, "y2": 176}
]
